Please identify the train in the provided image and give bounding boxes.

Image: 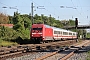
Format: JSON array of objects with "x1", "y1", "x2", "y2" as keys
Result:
[{"x1": 30, "y1": 24, "x2": 77, "y2": 43}]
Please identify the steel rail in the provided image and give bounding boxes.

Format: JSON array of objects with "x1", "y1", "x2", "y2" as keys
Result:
[{"x1": 35, "y1": 40, "x2": 90, "y2": 60}]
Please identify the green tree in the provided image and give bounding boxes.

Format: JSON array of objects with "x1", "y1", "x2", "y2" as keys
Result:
[
  {"x1": 13, "y1": 12, "x2": 24, "y2": 31},
  {"x1": 34, "y1": 14, "x2": 43, "y2": 24},
  {"x1": 69, "y1": 19, "x2": 75, "y2": 26},
  {"x1": 22, "y1": 14, "x2": 32, "y2": 29}
]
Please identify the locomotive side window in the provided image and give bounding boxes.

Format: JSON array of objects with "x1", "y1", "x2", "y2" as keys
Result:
[{"x1": 33, "y1": 28, "x2": 42, "y2": 30}]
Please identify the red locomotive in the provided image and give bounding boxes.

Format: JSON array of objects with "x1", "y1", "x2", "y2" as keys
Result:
[{"x1": 30, "y1": 24, "x2": 77, "y2": 43}]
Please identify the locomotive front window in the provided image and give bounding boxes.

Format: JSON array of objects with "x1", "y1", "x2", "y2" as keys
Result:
[{"x1": 33, "y1": 28, "x2": 42, "y2": 30}]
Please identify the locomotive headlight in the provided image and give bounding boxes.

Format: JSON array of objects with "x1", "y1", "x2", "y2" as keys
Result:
[
  {"x1": 32, "y1": 35, "x2": 33, "y2": 36},
  {"x1": 41, "y1": 35, "x2": 42, "y2": 36}
]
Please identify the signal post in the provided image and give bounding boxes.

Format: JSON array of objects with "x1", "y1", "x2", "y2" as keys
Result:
[{"x1": 75, "y1": 18, "x2": 78, "y2": 42}]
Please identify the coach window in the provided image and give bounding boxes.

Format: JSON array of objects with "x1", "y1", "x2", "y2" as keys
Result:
[
  {"x1": 60, "y1": 31, "x2": 62, "y2": 34},
  {"x1": 54, "y1": 31, "x2": 60, "y2": 34},
  {"x1": 73, "y1": 33, "x2": 75, "y2": 36},
  {"x1": 69, "y1": 33, "x2": 72, "y2": 35},
  {"x1": 63, "y1": 32, "x2": 68, "y2": 35},
  {"x1": 54, "y1": 31, "x2": 57, "y2": 34},
  {"x1": 57, "y1": 31, "x2": 59, "y2": 34},
  {"x1": 54, "y1": 31, "x2": 55, "y2": 34},
  {"x1": 58, "y1": 31, "x2": 60, "y2": 34},
  {"x1": 63, "y1": 32, "x2": 65, "y2": 35},
  {"x1": 66, "y1": 32, "x2": 68, "y2": 35}
]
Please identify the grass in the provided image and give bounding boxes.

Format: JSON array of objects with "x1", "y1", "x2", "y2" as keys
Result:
[
  {"x1": 0, "y1": 39, "x2": 18, "y2": 46},
  {"x1": 86, "y1": 51, "x2": 90, "y2": 60}
]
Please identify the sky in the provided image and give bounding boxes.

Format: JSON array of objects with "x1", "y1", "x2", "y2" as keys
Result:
[{"x1": 0, "y1": 0, "x2": 90, "y2": 25}]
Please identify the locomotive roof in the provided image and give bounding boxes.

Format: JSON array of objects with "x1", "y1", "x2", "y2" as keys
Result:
[{"x1": 45, "y1": 24, "x2": 76, "y2": 33}]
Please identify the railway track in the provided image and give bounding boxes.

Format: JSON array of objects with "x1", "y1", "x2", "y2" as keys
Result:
[
  {"x1": 0, "y1": 40, "x2": 76, "y2": 59},
  {"x1": 35, "y1": 40, "x2": 90, "y2": 60},
  {"x1": 0, "y1": 40, "x2": 89, "y2": 60}
]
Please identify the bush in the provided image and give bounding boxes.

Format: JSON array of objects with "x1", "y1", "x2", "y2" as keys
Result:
[{"x1": 0, "y1": 26, "x2": 19, "y2": 41}]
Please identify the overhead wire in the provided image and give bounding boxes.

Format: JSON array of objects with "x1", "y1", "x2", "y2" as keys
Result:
[
  {"x1": 0, "y1": 2, "x2": 10, "y2": 7},
  {"x1": 46, "y1": 1, "x2": 80, "y2": 20},
  {"x1": 71, "y1": 0, "x2": 85, "y2": 19},
  {"x1": 0, "y1": 2, "x2": 28, "y2": 14},
  {"x1": 1, "y1": 0, "x2": 89, "y2": 20},
  {"x1": 46, "y1": 2, "x2": 65, "y2": 20},
  {"x1": 30, "y1": 0, "x2": 60, "y2": 18},
  {"x1": 78, "y1": 0, "x2": 88, "y2": 19}
]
